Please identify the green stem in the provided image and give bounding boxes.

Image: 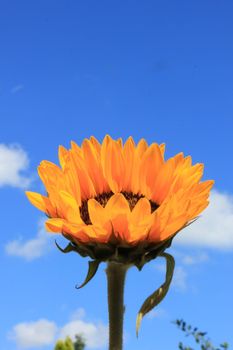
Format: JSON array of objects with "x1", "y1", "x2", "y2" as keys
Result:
[{"x1": 106, "y1": 262, "x2": 128, "y2": 350}]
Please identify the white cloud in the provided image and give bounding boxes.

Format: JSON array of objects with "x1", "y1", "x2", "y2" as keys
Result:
[
  {"x1": 5, "y1": 219, "x2": 51, "y2": 261},
  {"x1": 9, "y1": 310, "x2": 108, "y2": 350},
  {"x1": 0, "y1": 143, "x2": 31, "y2": 188},
  {"x1": 60, "y1": 320, "x2": 108, "y2": 349},
  {"x1": 181, "y1": 252, "x2": 209, "y2": 265},
  {"x1": 175, "y1": 189, "x2": 233, "y2": 250},
  {"x1": 146, "y1": 308, "x2": 167, "y2": 319},
  {"x1": 9, "y1": 319, "x2": 57, "y2": 348},
  {"x1": 11, "y1": 84, "x2": 24, "y2": 94},
  {"x1": 70, "y1": 308, "x2": 86, "y2": 320},
  {"x1": 172, "y1": 266, "x2": 187, "y2": 291}
]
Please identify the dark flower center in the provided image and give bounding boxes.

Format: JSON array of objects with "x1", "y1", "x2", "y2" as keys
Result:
[{"x1": 80, "y1": 191, "x2": 159, "y2": 225}]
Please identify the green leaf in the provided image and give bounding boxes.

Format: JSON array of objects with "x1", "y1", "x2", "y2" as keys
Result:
[
  {"x1": 76, "y1": 260, "x2": 100, "y2": 289},
  {"x1": 136, "y1": 252, "x2": 175, "y2": 336},
  {"x1": 55, "y1": 240, "x2": 76, "y2": 253}
]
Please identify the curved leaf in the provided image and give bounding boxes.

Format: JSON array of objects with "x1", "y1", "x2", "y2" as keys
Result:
[
  {"x1": 76, "y1": 260, "x2": 100, "y2": 289},
  {"x1": 136, "y1": 252, "x2": 175, "y2": 336},
  {"x1": 55, "y1": 240, "x2": 76, "y2": 253}
]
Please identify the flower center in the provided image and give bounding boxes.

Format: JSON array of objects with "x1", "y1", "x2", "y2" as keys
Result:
[{"x1": 80, "y1": 191, "x2": 159, "y2": 225}]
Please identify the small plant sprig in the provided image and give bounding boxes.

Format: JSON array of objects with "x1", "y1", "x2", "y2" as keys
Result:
[{"x1": 174, "y1": 319, "x2": 229, "y2": 350}]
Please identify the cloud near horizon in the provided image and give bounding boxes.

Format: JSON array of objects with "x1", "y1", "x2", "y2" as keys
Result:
[
  {"x1": 9, "y1": 308, "x2": 108, "y2": 349},
  {"x1": 9, "y1": 319, "x2": 57, "y2": 348}
]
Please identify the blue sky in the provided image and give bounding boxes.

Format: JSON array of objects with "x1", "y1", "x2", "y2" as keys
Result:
[{"x1": 0, "y1": 0, "x2": 233, "y2": 349}]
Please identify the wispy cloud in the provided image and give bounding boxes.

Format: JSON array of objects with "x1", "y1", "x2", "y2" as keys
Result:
[
  {"x1": 9, "y1": 309, "x2": 108, "y2": 349},
  {"x1": 181, "y1": 252, "x2": 209, "y2": 265},
  {"x1": 11, "y1": 84, "x2": 24, "y2": 94},
  {"x1": 175, "y1": 189, "x2": 233, "y2": 250},
  {"x1": 9, "y1": 319, "x2": 57, "y2": 348},
  {"x1": 5, "y1": 219, "x2": 51, "y2": 261},
  {"x1": 172, "y1": 266, "x2": 187, "y2": 292},
  {"x1": 0, "y1": 143, "x2": 31, "y2": 189},
  {"x1": 146, "y1": 308, "x2": 167, "y2": 319},
  {"x1": 70, "y1": 308, "x2": 86, "y2": 321}
]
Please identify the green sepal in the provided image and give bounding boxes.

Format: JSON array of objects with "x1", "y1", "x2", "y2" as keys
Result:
[
  {"x1": 136, "y1": 252, "x2": 175, "y2": 337},
  {"x1": 55, "y1": 240, "x2": 76, "y2": 253},
  {"x1": 55, "y1": 240, "x2": 92, "y2": 258},
  {"x1": 76, "y1": 260, "x2": 100, "y2": 289}
]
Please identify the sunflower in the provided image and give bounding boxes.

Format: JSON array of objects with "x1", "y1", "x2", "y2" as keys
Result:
[
  {"x1": 26, "y1": 135, "x2": 213, "y2": 267},
  {"x1": 26, "y1": 135, "x2": 214, "y2": 344}
]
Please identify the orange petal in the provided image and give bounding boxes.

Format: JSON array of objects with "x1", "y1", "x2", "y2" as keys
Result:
[
  {"x1": 38, "y1": 161, "x2": 65, "y2": 195},
  {"x1": 127, "y1": 224, "x2": 150, "y2": 244},
  {"x1": 131, "y1": 138, "x2": 148, "y2": 193},
  {"x1": 122, "y1": 137, "x2": 136, "y2": 191},
  {"x1": 59, "y1": 191, "x2": 83, "y2": 225},
  {"x1": 63, "y1": 157, "x2": 82, "y2": 205},
  {"x1": 45, "y1": 218, "x2": 65, "y2": 233},
  {"x1": 64, "y1": 223, "x2": 110, "y2": 244},
  {"x1": 70, "y1": 141, "x2": 83, "y2": 156},
  {"x1": 88, "y1": 198, "x2": 111, "y2": 230},
  {"x1": 101, "y1": 136, "x2": 125, "y2": 193},
  {"x1": 159, "y1": 143, "x2": 166, "y2": 158},
  {"x1": 139, "y1": 143, "x2": 164, "y2": 196},
  {"x1": 105, "y1": 193, "x2": 130, "y2": 218},
  {"x1": 159, "y1": 214, "x2": 188, "y2": 241},
  {"x1": 111, "y1": 213, "x2": 130, "y2": 242},
  {"x1": 58, "y1": 145, "x2": 68, "y2": 170},
  {"x1": 82, "y1": 139, "x2": 107, "y2": 194},
  {"x1": 25, "y1": 191, "x2": 56, "y2": 216},
  {"x1": 70, "y1": 149, "x2": 96, "y2": 200},
  {"x1": 90, "y1": 136, "x2": 101, "y2": 154},
  {"x1": 151, "y1": 158, "x2": 175, "y2": 204},
  {"x1": 131, "y1": 197, "x2": 152, "y2": 225}
]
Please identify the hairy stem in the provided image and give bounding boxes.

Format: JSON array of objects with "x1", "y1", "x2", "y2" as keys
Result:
[{"x1": 106, "y1": 262, "x2": 128, "y2": 350}]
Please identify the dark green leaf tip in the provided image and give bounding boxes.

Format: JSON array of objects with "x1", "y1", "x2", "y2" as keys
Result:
[{"x1": 75, "y1": 260, "x2": 100, "y2": 290}]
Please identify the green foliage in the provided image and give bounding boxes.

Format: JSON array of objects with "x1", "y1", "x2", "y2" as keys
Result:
[
  {"x1": 54, "y1": 335, "x2": 86, "y2": 350},
  {"x1": 73, "y1": 335, "x2": 86, "y2": 350},
  {"x1": 54, "y1": 337, "x2": 74, "y2": 350},
  {"x1": 64, "y1": 337, "x2": 75, "y2": 350},
  {"x1": 174, "y1": 319, "x2": 229, "y2": 350},
  {"x1": 54, "y1": 340, "x2": 65, "y2": 350}
]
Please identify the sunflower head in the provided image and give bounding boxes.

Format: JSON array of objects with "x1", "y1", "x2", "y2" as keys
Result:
[{"x1": 26, "y1": 135, "x2": 213, "y2": 268}]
